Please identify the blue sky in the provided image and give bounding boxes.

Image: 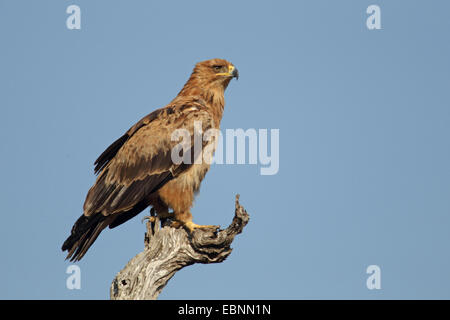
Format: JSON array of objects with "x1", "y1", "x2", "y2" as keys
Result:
[{"x1": 1, "y1": 0, "x2": 450, "y2": 299}]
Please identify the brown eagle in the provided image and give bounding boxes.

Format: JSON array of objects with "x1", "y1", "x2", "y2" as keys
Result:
[{"x1": 62, "y1": 58, "x2": 238, "y2": 261}]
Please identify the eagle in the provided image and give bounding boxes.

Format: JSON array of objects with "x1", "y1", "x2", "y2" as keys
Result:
[{"x1": 62, "y1": 59, "x2": 238, "y2": 261}]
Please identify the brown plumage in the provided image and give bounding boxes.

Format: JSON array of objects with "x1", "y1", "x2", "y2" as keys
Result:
[{"x1": 62, "y1": 59, "x2": 238, "y2": 261}]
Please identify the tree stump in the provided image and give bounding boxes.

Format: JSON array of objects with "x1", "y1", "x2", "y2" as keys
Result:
[{"x1": 110, "y1": 195, "x2": 250, "y2": 300}]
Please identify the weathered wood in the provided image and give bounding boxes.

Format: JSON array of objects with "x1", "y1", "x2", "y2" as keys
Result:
[{"x1": 110, "y1": 195, "x2": 249, "y2": 300}]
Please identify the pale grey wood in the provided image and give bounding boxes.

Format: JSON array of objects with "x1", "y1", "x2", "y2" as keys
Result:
[{"x1": 110, "y1": 195, "x2": 250, "y2": 300}]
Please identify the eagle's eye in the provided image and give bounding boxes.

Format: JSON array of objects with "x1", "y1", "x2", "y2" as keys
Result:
[{"x1": 212, "y1": 65, "x2": 223, "y2": 71}]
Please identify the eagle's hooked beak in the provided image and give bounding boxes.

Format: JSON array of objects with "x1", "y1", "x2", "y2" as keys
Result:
[
  {"x1": 231, "y1": 66, "x2": 239, "y2": 80},
  {"x1": 217, "y1": 65, "x2": 239, "y2": 80}
]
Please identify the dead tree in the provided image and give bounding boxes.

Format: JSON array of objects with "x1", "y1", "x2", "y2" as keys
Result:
[{"x1": 110, "y1": 195, "x2": 250, "y2": 300}]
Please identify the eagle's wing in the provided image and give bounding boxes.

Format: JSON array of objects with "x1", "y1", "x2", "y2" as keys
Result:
[
  {"x1": 93, "y1": 107, "x2": 167, "y2": 175},
  {"x1": 62, "y1": 101, "x2": 215, "y2": 261},
  {"x1": 84, "y1": 102, "x2": 214, "y2": 217}
]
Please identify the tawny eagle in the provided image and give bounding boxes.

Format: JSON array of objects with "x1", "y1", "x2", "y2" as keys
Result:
[{"x1": 62, "y1": 59, "x2": 238, "y2": 261}]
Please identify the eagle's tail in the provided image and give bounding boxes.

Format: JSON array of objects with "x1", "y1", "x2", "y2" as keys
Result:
[{"x1": 61, "y1": 213, "x2": 109, "y2": 262}]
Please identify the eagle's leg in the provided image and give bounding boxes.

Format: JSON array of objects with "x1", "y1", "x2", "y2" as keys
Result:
[
  {"x1": 154, "y1": 201, "x2": 174, "y2": 228},
  {"x1": 142, "y1": 198, "x2": 173, "y2": 224},
  {"x1": 171, "y1": 211, "x2": 219, "y2": 232}
]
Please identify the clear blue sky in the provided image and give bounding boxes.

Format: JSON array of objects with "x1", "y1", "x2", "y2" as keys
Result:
[{"x1": 1, "y1": 0, "x2": 450, "y2": 299}]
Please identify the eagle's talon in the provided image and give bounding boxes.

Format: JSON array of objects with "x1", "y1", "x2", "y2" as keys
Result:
[
  {"x1": 141, "y1": 216, "x2": 156, "y2": 223},
  {"x1": 168, "y1": 219, "x2": 220, "y2": 232},
  {"x1": 184, "y1": 221, "x2": 220, "y2": 232}
]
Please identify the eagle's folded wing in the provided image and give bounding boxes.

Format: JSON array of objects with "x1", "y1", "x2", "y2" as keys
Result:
[{"x1": 83, "y1": 103, "x2": 215, "y2": 217}]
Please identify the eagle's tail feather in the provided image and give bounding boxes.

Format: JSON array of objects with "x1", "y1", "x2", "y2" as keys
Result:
[{"x1": 62, "y1": 213, "x2": 109, "y2": 262}]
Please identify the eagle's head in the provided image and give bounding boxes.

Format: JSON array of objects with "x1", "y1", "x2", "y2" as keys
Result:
[
  {"x1": 177, "y1": 58, "x2": 238, "y2": 108},
  {"x1": 190, "y1": 58, "x2": 239, "y2": 89}
]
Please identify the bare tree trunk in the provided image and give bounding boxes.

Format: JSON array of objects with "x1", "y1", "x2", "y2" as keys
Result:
[{"x1": 110, "y1": 195, "x2": 250, "y2": 300}]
